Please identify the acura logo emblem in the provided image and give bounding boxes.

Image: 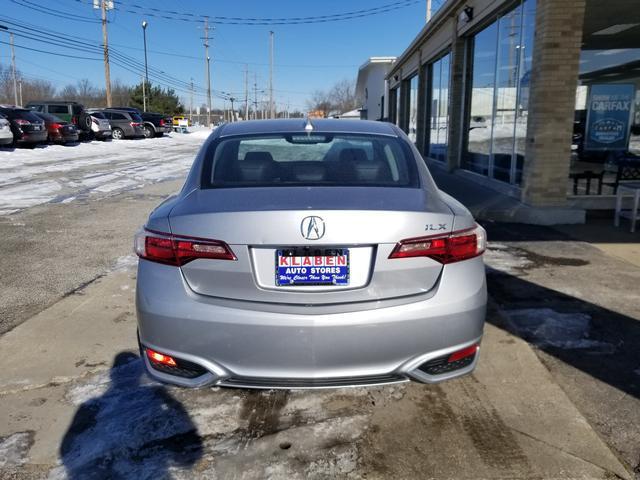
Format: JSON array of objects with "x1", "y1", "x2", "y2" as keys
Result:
[{"x1": 300, "y1": 216, "x2": 325, "y2": 240}]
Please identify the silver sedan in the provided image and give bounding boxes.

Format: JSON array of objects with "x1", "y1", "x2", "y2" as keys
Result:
[{"x1": 135, "y1": 119, "x2": 487, "y2": 388}]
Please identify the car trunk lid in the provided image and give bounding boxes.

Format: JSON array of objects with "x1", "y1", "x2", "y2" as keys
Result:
[{"x1": 167, "y1": 187, "x2": 454, "y2": 305}]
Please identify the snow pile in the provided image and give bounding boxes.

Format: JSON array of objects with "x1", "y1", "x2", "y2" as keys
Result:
[
  {"x1": 0, "y1": 133, "x2": 208, "y2": 216},
  {"x1": 484, "y1": 243, "x2": 533, "y2": 275},
  {"x1": 0, "y1": 431, "x2": 34, "y2": 468}
]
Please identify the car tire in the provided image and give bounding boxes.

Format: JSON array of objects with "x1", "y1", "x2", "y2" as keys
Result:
[
  {"x1": 112, "y1": 128, "x2": 124, "y2": 140},
  {"x1": 143, "y1": 125, "x2": 154, "y2": 139},
  {"x1": 78, "y1": 112, "x2": 92, "y2": 132}
]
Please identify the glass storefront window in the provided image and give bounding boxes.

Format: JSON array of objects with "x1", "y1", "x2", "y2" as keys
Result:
[
  {"x1": 462, "y1": 0, "x2": 536, "y2": 184},
  {"x1": 428, "y1": 53, "x2": 451, "y2": 162},
  {"x1": 400, "y1": 75, "x2": 418, "y2": 143}
]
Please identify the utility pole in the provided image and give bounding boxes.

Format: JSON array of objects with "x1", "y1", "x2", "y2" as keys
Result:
[
  {"x1": 9, "y1": 32, "x2": 18, "y2": 105},
  {"x1": 189, "y1": 78, "x2": 194, "y2": 124},
  {"x1": 426, "y1": 0, "x2": 432, "y2": 22},
  {"x1": 202, "y1": 17, "x2": 213, "y2": 127},
  {"x1": 253, "y1": 73, "x2": 258, "y2": 120},
  {"x1": 269, "y1": 31, "x2": 275, "y2": 119},
  {"x1": 100, "y1": 0, "x2": 112, "y2": 107},
  {"x1": 244, "y1": 64, "x2": 249, "y2": 121},
  {"x1": 18, "y1": 79, "x2": 23, "y2": 106}
]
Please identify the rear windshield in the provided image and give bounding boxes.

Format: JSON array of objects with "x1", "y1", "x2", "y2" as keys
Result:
[
  {"x1": 90, "y1": 112, "x2": 106, "y2": 119},
  {"x1": 202, "y1": 134, "x2": 419, "y2": 188},
  {"x1": 36, "y1": 112, "x2": 62, "y2": 122},
  {"x1": 15, "y1": 110, "x2": 43, "y2": 122}
]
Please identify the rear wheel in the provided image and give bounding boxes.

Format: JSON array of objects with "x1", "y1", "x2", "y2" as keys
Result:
[
  {"x1": 143, "y1": 124, "x2": 154, "y2": 139},
  {"x1": 112, "y1": 127, "x2": 124, "y2": 140}
]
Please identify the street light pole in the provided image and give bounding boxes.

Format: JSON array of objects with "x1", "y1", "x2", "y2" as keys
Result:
[{"x1": 142, "y1": 21, "x2": 149, "y2": 112}]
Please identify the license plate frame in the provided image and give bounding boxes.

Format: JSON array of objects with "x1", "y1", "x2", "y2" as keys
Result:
[{"x1": 275, "y1": 248, "x2": 349, "y2": 286}]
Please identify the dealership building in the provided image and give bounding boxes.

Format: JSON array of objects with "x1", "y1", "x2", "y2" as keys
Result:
[{"x1": 374, "y1": 0, "x2": 639, "y2": 223}]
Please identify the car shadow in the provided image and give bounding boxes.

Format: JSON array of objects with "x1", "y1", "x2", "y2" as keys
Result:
[
  {"x1": 59, "y1": 352, "x2": 203, "y2": 479},
  {"x1": 484, "y1": 254, "x2": 640, "y2": 403}
]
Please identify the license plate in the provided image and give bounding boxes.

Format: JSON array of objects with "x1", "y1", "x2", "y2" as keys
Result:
[{"x1": 276, "y1": 249, "x2": 349, "y2": 286}]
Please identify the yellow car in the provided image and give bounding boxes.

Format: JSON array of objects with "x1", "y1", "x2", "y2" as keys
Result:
[{"x1": 172, "y1": 116, "x2": 190, "y2": 127}]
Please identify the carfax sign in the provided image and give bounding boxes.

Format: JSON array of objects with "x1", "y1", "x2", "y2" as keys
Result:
[{"x1": 585, "y1": 84, "x2": 635, "y2": 151}]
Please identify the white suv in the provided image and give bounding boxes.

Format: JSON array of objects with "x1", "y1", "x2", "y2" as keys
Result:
[{"x1": 0, "y1": 113, "x2": 14, "y2": 147}]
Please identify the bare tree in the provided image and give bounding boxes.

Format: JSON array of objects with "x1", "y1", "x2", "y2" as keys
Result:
[
  {"x1": 0, "y1": 64, "x2": 56, "y2": 105},
  {"x1": 306, "y1": 78, "x2": 358, "y2": 116}
]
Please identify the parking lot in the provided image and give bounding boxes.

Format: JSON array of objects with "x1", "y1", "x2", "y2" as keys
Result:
[{"x1": 0, "y1": 133, "x2": 639, "y2": 479}]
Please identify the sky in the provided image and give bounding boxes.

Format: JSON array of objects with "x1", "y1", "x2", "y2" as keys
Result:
[{"x1": 0, "y1": 0, "x2": 434, "y2": 111}]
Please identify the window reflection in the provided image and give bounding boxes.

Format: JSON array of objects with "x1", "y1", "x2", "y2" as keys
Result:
[
  {"x1": 462, "y1": 0, "x2": 536, "y2": 184},
  {"x1": 429, "y1": 53, "x2": 451, "y2": 162}
]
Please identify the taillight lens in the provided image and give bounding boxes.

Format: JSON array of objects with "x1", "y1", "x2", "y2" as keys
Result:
[
  {"x1": 134, "y1": 229, "x2": 236, "y2": 266},
  {"x1": 146, "y1": 348, "x2": 177, "y2": 367},
  {"x1": 159, "y1": 119, "x2": 165, "y2": 126},
  {"x1": 130, "y1": 122, "x2": 141, "y2": 127},
  {"x1": 50, "y1": 123, "x2": 62, "y2": 130},
  {"x1": 389, "y1": 224, "x2": 486, "y2": 264}
]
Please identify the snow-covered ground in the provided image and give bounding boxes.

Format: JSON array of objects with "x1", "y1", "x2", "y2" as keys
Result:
[{"x1": 0, "y1": 128, "x2": 212, "y2": 216}]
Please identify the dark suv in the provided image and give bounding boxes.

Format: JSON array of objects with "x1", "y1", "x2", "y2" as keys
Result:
[
  {"x1": 25, "y1": 101, "x2": 93, "y2": 139},
  {"x1": 100, "y1": 109, "x2": 145, "y2": 139},
  {"x1": 106, "y1": 107, "x2": 172, "y2": 138},
  {"x1": 0, "y1": 105, "x2": 47, "y2": 147}
]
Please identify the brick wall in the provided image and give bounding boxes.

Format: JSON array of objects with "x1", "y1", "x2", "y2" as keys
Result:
[{"x1": 521, "y1": 0, "x2": 586, "y2": 207}]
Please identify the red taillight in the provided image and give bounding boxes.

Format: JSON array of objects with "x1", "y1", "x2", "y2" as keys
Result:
[
  {"x1": 145, "y1": 348, "x2": 177, "y2": 367},
  {"x1": 448, "y1": 344, "x2": 479, "y2": 363},
  {"x1": 50, "y1": 123, "x2": 62, "y2": 130},
  {"x1": 389, "y1": 224, "x2": 486, "y2": 264},
  {"x1": 159, "y1": 119, "x2": 165, "y2": 126},
  {"x1": 134, "y1": 229, "x2": 236, "y2": 266},
  {"x1": 130, "y1": 122, "x2": 141, "y2": 127}
]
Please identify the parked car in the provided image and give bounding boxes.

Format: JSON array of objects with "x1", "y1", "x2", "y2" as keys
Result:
[
  {"x1": 100, "y1": 109, "x2": 145, "y2": 139},
  {"x1": 25, "y1": 101, "x2": 93, "y2": 139},
  {"x1": 172, "y1": 115, "x2": 190, "y2": 127},
  {"x1": 85, "y1": 110, "x2": 112, "y2": 141},
  {"x1": 0, "y1": 113, "x2": 13, "y2": 147},
  {"x1": 134, "y1": 119, "x2": 487, "y2": 388},
  {"x1": 32, "y1": 112, "x2": 79, "y2": 145},
  {"x1": 0, "y1": 105, "x2": 47, "y2": 148},
  {"x1": 106, "y1": 107, "x2": 172, "y2": 138}
]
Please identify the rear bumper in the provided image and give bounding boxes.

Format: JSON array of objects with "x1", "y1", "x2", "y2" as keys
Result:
[
  {"x1": 17, "y1": 131, "x2": 47, "y2": 144},
  {"x1": 94, "y1": 130, "x2": 112, "y2": 139},
  {"x1": 136, "y1": 256, "x2": 487, "y2": 388}
]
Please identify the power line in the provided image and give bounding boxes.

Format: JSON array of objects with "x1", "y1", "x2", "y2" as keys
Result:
[
  {"x1": 67, "y1": 0, "x2": 421, "y2": 25},
  {"x1": 9, "y1": 0, "x2": 101, "y2": 24}
]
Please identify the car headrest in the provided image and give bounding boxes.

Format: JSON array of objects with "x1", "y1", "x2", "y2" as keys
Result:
[
  {"x1": 238, "y1": 151, "x2": 278, "y2": 182},
  {"x1": 339, "y1": 148, "x2": 369, "y2": 164}
]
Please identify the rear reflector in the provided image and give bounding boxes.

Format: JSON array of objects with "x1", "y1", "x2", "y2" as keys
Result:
[
  {"x1": 134, "y1": 228, "x2": 236, "y2": 266},
  {"x1": 389, "y1": 224, "x2": 486, "y2": 264},
  {"x1": 448, "y1": 344, "x2": 479, "y2": 363},
  {"x1": 146, "y1": 348, "x2": 177, "y2": 367}
]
